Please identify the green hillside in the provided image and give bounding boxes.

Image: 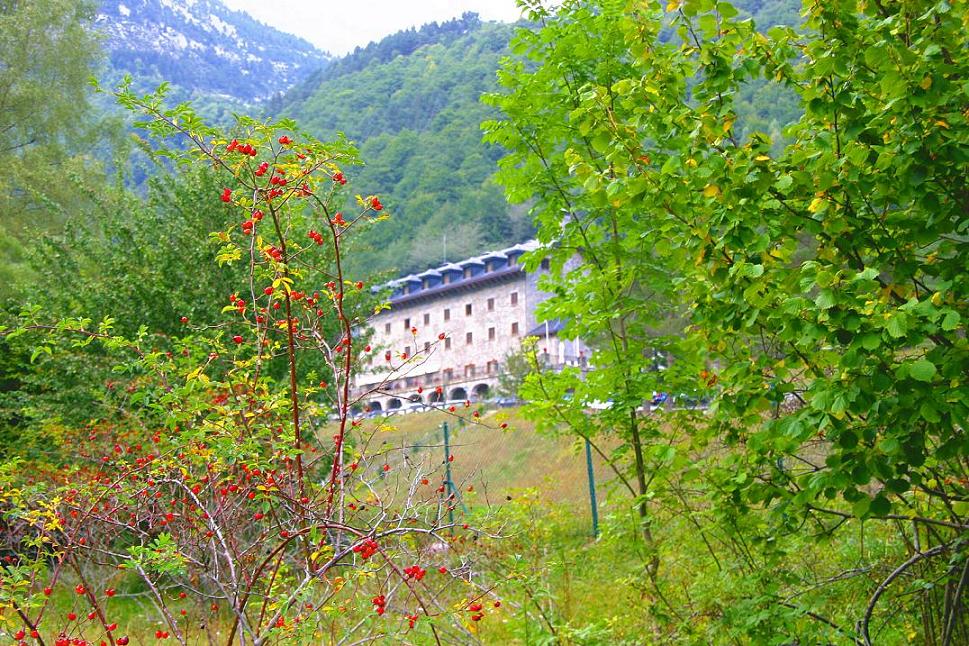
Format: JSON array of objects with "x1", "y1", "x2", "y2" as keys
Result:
[{"x1": 271, "y1": 14, "x2": 532, "y2": 276}]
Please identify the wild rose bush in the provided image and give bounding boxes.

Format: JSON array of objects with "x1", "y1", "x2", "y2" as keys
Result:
[{"x1": 0, "y1": 82, "x2": 501, "y2": 645}]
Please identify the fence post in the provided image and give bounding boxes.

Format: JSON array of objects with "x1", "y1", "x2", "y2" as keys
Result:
[
  {"x1": 443, "y1": 422, "x2": 455, "y2": 529},
  {"x1": 585, "y1": 437, "x2": 599, "y2": 538}
]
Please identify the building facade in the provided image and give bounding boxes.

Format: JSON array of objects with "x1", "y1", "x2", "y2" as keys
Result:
[{"x1": 352, "y1": 241, "x2": 588, "y2": 413}]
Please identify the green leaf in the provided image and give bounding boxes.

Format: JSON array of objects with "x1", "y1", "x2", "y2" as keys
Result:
[
  {"x1": 815, "y1": 289, "x2": 836, "y2": 310},
  {"x1": 941, "y1": 310, "x2": 960, "y2": 331},
  {"x1": 861, "y1": 333, "x2": 881, "y2": 350},
  {"x1": 909, "y1": 359, "x2": 937, "y2": 382},
  {"x1": 886, "y1": 315, "x2": 907, "y2": 338}
]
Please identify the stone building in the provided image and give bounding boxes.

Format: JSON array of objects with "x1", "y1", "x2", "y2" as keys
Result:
[{"x1": 351, "y1": 241, "x2": 588, "y2": 413}]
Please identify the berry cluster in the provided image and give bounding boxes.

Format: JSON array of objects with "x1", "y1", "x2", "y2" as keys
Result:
[
  {"x1": 371, "y1": 594, "x2": 386, "y2": 616},
  {"x1": 403, "y1": 565, "x2": 426, "y2": 581},
  {"x1": 353, "y1": 538, "x2": 379, "y2": 560},
  {"x1": 226, "y1": 138, "x2": 257, "y2": 156}
]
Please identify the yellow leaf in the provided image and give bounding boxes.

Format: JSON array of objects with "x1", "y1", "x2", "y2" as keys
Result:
[
  {"x1": 920, "y1": 75, "x2": 932, "y2": 90},
  {"x1": 703, "y1": 184, "x2": 721, "y2": 198},
  {"x1": 722, "y1": 119, "x2": 734, "y2": 133},
  {"x1": 755, "y1": 155, "x2": 770, "y2": 161},
  {"x1": 935, "y1": 119, "x2": 949, "y2": 129},
  {"x1": 666, "y1": 0, "x2": 681, "y2": 10},
  {"x1": 808, "y1": 197, "x2": 825, "y2": 213}
]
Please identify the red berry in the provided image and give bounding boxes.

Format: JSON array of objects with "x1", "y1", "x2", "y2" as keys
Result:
[
  {"x1": 232, "y1": 335, "x2": 243, "y2": 344},
  {"x1": 180, "y1": 316, "x2": 188, "y2": 324},
  {"x1": 14, "y1": 630, "x2": 25, "y2": 640},
  {"x1": 43, "y1": 587, "x2": 52, "y2": 596},
  {"x1": 220, "y1": 188, "x2": 232, "y2": 203},
  {"x1": 75, "y1": 584, "x2": 86, "y2": 595},
  {"x1": 68, "y1": 612, "x2": 77, "y2": 621},
  {"x1": 118, "y1": 637, "x2": 129, "y2": 645},
  {"x1": 264, "y1": 286, "x2": 274, "y2": 295}
]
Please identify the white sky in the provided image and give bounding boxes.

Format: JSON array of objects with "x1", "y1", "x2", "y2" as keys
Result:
[{"x1": 221, "y1": 0, "x2": 525, "y2": 56}]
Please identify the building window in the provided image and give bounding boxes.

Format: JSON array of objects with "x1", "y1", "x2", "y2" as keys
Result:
[
  {"x1": 487, "y1": 297, "x2": 494, "y2": 311},
  {"x1": 487, "y1": 360, "x2": 499, "y2": 374},
  {"x1": 443, "y1": 274, "x2": 451, "y2": 284},
  {"x1": 466, "y1": 332, "x2": 473, "y2": 345},
  {"x1": 541, "y1": 258, "x2": 550, "y2": 270},
  {"x1": 424, "y1": 341, "x2": 430, "y2": 353},
  {"x1": 404, "y1": 346, "x2": 410, "y2": 357},
  {"x1": 384, "y1": 322, "x2": 391, "y2": 334},
  {"x1": 465, "y1": 364, "x2": 475, "y2": 378},
  {"x1": 444, "y1": 368, "x2": 454, "y2": 381},
  {"x1": 404, "y1": 317, "x2": 410, "y2": 330},
  {"x1": 445, "y1": 337, "x2": 451, "y2": 350},
  {"x1": 510, "y1": 292, "x2": 518, "y2": 306},
  {"x1": 423, "y1": 313, "x2": 430, "y2": 325},
  {"x1": 488, "y1": 327, "x2": 496, "y2": 341},
  {"x1": 403, "y1": 285, "x2": 410, "y2": 295},
  {"x1": 444, "y1": 308, "x2": 450, "y2": 322},
  {"x1": 465, "y1": 303, "x2": 472, "y2": 316},
  {"x1": 511, "y1": 322, "x2": 519, "y2": 336},
  {"x1": 464, "y1": 267, "x2": 472, "y2": 278}
]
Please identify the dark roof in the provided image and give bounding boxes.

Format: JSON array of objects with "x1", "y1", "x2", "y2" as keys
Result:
[
  {"x1": 388, "y1": 264, "x2": 526, "y2": 308},
  {"x1": 528, "y1": 319, "x2": 566, "y2": 338}
]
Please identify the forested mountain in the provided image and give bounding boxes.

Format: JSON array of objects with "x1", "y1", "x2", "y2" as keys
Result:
[
  {"x1": 271, "y1": 13, "x2": 532, "y2": 276},
  {"x1": 95, "y1": 0, "x2": 329, "y2": 101},
  {"x1": 270, "y1": 2, "x2": 802, "y2": 277}
]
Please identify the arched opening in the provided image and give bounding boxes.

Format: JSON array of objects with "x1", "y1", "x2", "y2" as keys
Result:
[
  {"x1": 449, "y1": 387, "x2": 468, "y2": 402},
  {"x1": 368, "y1": 401, "x2": 383, "y2": 413},
  {"x1": 429, "y1": 390, "x2": 444, "y2": 403},
  {"x1": 472, "y1": 383, "x2": 490, "y2": 401},
  {"x1": 350, "y1": 405, "x2": 362, "y2": 417},
  {"x1": 388, "y1": 398, "x2": 402, "y2": 410},
  {"x1": 407, "y1": 394, "x2": 423, "y2": 404}
]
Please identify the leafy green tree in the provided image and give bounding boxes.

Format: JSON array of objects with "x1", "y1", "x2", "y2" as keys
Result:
[
  {"x1": 0, "y1": 0, "x2": 106, "y2": 292},
  {"x1": 486, "y1": 0, "x2": 967, "y2": 642}
]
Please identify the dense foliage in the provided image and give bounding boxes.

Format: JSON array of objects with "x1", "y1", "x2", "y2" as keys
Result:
[
  {"x1": 485, "y1": 0, "x2": 967, "y2": 642},
  {"x1": 0, "y1": 0, "x2": 108, "y2": 290}
]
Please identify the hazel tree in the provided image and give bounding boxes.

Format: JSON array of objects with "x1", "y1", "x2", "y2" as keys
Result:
[{"x1": 485, "y1": 0, "x2": 967, "y2": 641}]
